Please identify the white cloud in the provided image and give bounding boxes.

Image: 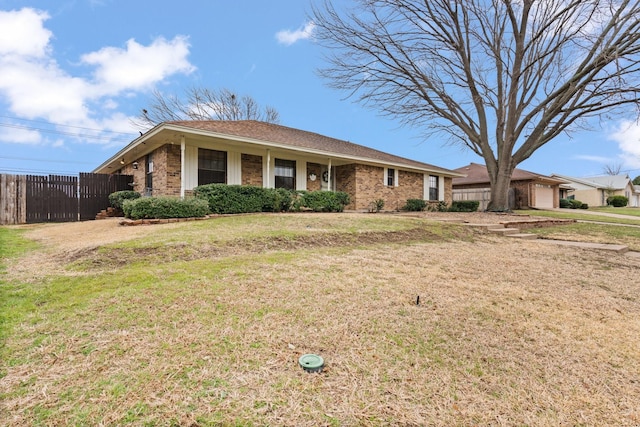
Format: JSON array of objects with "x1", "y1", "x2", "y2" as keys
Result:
[
  {"x1": 0, "y1": 8, "x2": 52, "y2": 58},
  {"x1": 608, "y1": 119, "x2": 640, "y2": 169},
  {"x1": 573, "y1": 154, "x2": 613, "y2": 164},
  {"x1": 81, "y1": 36, "x2": 195, "y2": 94},
  {"x1": 0, "y1": 7, "x2": 195, "y2": 145},
  {"x1": 0, "y1": 124, "x2": 43, "y2": 145},
  {"x1": 276, "y1": 21, "x2": 315, "y2": 46}
]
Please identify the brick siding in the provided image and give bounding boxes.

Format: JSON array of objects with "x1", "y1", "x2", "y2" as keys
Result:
[{"x1": 242, "y1": 154, "x2": 263, "y2": 186}]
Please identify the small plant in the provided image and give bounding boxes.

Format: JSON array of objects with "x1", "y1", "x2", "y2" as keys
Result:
[
  {"x1": 403, "y1": 199, "x2": 427, "y2": 212},
  {"x1": 293, "y1": 191, "x2": 351, "y2": 212},
  {"x1": 569, "y1": 199, "x2": 584, "y2": 209},
  {"x1": 607, "y1": 195, "x2": 628, "y2": 207},
  {"x1": 448, "y1": 200, "x2": 479, "y2": 212},
  {"x1": 369, "y1": 199, "x2": 385, "y2": 213},
  {"x1": 109, "y1": 190, "x2": 141, "y2": 210}
]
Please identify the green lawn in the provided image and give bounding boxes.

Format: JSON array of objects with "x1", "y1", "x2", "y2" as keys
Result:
[
  {"x1": 1, "y1": 213, "x2": 639, "y2": 426},
  {"x1": 590, "y1": 206, "x2": 640, "y2": 216}
]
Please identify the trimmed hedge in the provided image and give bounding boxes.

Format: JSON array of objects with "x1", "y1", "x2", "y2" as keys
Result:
[
  {"x1": 569, "y1": 199, "x2": 585, "y2": 209},
  {"x1": 109, "y1": 190, "x2": 140, "y2": 209},
  {"x1": 292, "y1": 190, "x2": 350, "y2": 212},
  {"x1": 449, "y1": 200, "x2": 479, "y2": 212},
  {"x1": 193, "y1": 184, "x2": 293, "y2": 214},
  {"x1": 607, "y1": 195, "x2": 628, "y2": 207},
  {"x1": 122, "y1": 197, "x2": 210, "y2": 220},
  {"x1": 403, "y1": 199, "x2": 427, "y2": 212}
]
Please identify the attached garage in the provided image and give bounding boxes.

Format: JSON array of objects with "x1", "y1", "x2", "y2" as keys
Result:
[
  {"x1": 453, "y1": 163, "x2": 568, "y2": 209},
  {"x1": 533, "y1": 184, "x2": 554, "y2": 208}
]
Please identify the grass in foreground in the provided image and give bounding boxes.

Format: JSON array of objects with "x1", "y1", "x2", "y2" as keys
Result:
[{"x1": 1, "y1": 214, "x2": 639, "y2": 426}]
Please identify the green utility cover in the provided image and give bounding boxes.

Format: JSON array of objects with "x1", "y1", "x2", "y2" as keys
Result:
[{"x1": 299, "y1": 354, "x2": 324, "y2": 372}]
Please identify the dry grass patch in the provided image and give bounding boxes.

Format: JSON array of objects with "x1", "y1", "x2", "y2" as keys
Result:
[{"x1": 1, "y1": 215, "x2": 639, "y2": 426}]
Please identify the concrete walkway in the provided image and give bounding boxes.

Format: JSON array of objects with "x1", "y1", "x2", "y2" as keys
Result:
[
  {"x1": 464, "y1": 215, "x2": 639, "y2": 258},
  {"x1": 540, "y1": 208, "x2": 640, "y2": 221}
]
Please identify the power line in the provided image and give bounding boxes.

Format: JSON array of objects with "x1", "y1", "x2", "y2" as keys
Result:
[
  {"x1": 0, "y1": 122, "x2": 133, "y2": 143},
  {"x1": 0, "y1": 166, "x2": 81, "y2": 175},
  {"x1": 0, "y1": 155, "x2": 95, "y2": 165},
  {"x1": 0, "y1": 115, "x2": 137, "y2": 136}
]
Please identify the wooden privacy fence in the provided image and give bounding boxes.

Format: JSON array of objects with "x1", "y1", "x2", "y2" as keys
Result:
[
  {"x1": 0, "y1": 173, "x2": 132, "y2": 225},
  {"x1": 452, "y1": 187, "x2": 516, "y2": 211},
  {"x1": 453, "y1": 188, "x2": 492, "y2": 211}
]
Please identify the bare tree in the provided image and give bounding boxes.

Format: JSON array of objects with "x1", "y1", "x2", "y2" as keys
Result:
[
  {"x1": 603, "y1": 163, "x2": 623, "y2": 175},
  {"x1": 311, "y1": 0, "x2": 640, "y2": 211},
  {"x1": 132, "y1": 87, "x2": 280, "y2": 129}
]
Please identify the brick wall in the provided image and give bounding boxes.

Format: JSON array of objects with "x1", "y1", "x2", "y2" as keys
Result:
[
  {"x1": 306, "y1": 163, "x2": 322, "y2": 192},
  {"x1": 444, "y1": 177, "x2": 453, "y2": 205},
  {"x1": 151, "y1": 145, "x2": 181, "y2": 197},
  {"x1": 335, "y1": 164, "x2": 356, "y2": 209},
  {"x1": 340, "y1": 164, "x2": 426, "y2": 211},
  {"x1": 120, "y1": 160, "x2": 145, "y2": 194},
  {"x1": 242, "y1": 154, "x2": 263, "y2": 186}
]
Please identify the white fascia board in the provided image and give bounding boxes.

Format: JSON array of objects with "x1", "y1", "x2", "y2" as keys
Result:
[{"x1": 92, "y1": 124, "x2": 167, "y2": 173}]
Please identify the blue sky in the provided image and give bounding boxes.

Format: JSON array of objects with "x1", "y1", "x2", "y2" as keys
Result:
[{"x1": 0, "y1": 1, "x2": 639, "y2": 179}]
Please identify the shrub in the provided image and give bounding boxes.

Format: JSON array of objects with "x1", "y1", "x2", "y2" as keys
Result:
[
  {"x1": 369, "y1": 199, "x2": 385, "y2": 213},
  {"x1": 292, "y1": 190, "x2": 351, "y2": 212},
  {"x1": 569, "y1": 199, "x2": 584, "y2": 209},
  {"x1": 607, "y1": 195, "x2": 628, "y2": 207},
  {"x1": 122, "y1": 197, "x2": 210, "y2": 220},
  {"x1": 262, "y1": 188, "x2": 293, "y2": 212},
  {"x1": 194, "y1": 184, "x2": 266, "y2": 214},
  {"x1": 448, "y1": 200, "x2": 479, "y2": 212},
  {"x1": 559, "y1": 198, "x2": 572, "y2": 208},
  {"x1": 579, "y1": 203, "x2": 589, "y2": 209},
  {"x1": 109, "y1": 190, "x2": 140, "y2": 210},
  {"x1": 403, "y1": 199, "x2": 426, "y2": 212}
]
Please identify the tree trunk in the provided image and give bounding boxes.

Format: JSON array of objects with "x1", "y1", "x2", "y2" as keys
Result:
[{"x1": 486, "y1": 166, "x2": 513, "y2": 212}]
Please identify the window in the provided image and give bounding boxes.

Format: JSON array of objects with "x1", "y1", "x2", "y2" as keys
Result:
[
  {"x1": 198, "y1": 148, "x2": 227, "y2": 185},
  {"x1": 145, "y1": 154, "x2": 153, "y2": 193},
  {"x1": 387, "y1": 168, "x2": 395, "y2": 186},
  {"x1": 429, "y1": 175, "x2": 439, "y2": 201},
  {"x1": 275, "y1": 159, "x2": 296, "y2": 190}
]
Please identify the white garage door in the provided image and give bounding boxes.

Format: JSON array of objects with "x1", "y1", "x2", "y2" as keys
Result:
[{"x1": 534, "y1": 185, "x2": 554, "y2": 208}]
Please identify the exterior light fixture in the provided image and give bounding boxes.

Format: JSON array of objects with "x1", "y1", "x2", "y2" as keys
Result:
[{"x1": 132, "y1": 161, "x2": 139, "y2": 170}]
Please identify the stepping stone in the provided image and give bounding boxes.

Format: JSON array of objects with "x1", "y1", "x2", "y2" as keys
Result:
[
  {"x1": 488, "y1": 227, "x2": 520, "y2": 235},
  {"x1": 506, "y1": 233, "x2": 538, "y2": 240}
]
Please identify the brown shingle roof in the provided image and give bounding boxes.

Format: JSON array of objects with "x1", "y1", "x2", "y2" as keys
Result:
[
  {"x1": 453, "y1": 163, "x2": 567, "y2": 185},
  {"x1": 166, "y1": 120, "x2": 458, "y2": 174}
]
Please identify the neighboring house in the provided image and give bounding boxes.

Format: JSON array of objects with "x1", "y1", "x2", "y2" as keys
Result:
[
  {"x1": 551, "y1": 173, "x2": 637, "y2": 207},
  {"x1": 93, "y1": 120, "x2": 464, "y2": 211},
  {"x1": 452, "y1": 163, "x2": 568, "y2": 210}
]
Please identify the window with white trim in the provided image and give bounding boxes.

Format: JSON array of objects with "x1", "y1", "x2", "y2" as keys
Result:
[
  {"x1": 429, "y1": 175, "x2": 439, "y2": 200},
  {"x1": 275, "y1": 159, "x2": 296, "y2": 190},
  {"x1": 198, "y1": 148, "x2": 227, "y2": 185}
]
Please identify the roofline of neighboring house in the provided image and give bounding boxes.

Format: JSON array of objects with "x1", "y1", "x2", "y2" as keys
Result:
[
  {"x1": 551, "y1": 173, "x2": 626, "y2": 190},
  {"x1": 453, "y1": 163, "x2": 567, "y2": 185},
  {"x1": 94, "y1": 122, "x2": 466, "y2": 178}
]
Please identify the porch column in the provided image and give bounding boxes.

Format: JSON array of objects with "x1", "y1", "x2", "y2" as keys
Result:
[
  {"x1": 264, "y1": 149, "x2": 271, "y2": 188},
  {"x1": 180, "y1": 135, "x2": 186, "y2": 198},
  {"x1": 327, "y1": 158, "x2": 332, "y2": 191}
]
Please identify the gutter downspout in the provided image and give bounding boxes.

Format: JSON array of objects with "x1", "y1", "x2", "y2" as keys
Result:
[{"x1": 180, "y1": 135, "x2": 186, "y2": 199}]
